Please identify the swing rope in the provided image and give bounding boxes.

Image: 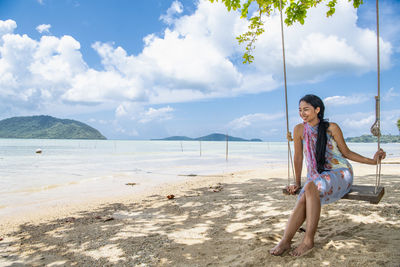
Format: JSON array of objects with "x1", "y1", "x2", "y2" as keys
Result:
[
  {"x1": 370, "y1": 0, "x2": 382, "y2": 194},
  {"x1": 278, "y1": 0, "x2": 295, "y2": 186}
]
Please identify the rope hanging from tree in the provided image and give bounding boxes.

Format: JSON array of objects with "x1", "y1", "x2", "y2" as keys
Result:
[
  {"x1": 278, "y1": 0, "x2": 295, "y2": 186},
  {"x1": 371, "y1": 0, "x2": 382, "y2": 194}
]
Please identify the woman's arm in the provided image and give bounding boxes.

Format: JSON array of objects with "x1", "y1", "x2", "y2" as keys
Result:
[
  {"x1": 329, "y1": 123, "x2": 385, "y2": 165},
  {"x1": 286, "y1": 124, "x2": 303, "y2": 194},
  {"x1": 293, "y1": 124, "x2": 304, "y2": 186}
]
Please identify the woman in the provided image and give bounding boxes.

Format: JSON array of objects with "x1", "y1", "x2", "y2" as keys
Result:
[{"x1": 269, "y1": 94, "x2": 386, "y2": 257}]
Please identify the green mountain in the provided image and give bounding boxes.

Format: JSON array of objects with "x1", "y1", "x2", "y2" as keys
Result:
[
  {"x1": 345, "y1": 134, "x2": 400, "y2": 143},
  {"x1": 153, "y1": 133, "x2": 262, "y2": 142},
  {"x1": 0, "y1": 115, "x2": 106, "y2": 140}
]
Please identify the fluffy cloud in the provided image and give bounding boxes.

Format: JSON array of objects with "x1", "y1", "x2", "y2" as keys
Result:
[
  {"x1": 0, "y1": 19, "x2": 17, "y2": 36},
  {"x1": 331, "y1": 109, "x2": 400, "y2": 136},
  {"x1": 228, "y1": 113, "x2": 284, "y2": 130},
  {"x1": 160, "y1": 0, "x2": 183, "y2": 25},
  {"x1": 324, "y1": 95, "x2": 369, "y2": 106},
  {"x1": 36, "y1": 24, "x2": 51, "y2": 34},
  {"x1": 139, "y1": 106, "x2": 174, "y2": 123},
  {"x1": 87, "y1": 0, "x2": 393, "y2": 104},
  {"x1": 383, "y1": 87, "x2": 399, "y2": 101},
  {"x1": 343, "y1": 114, "x2": 375, "y2": 129},
  {"x1": 251, "y1": 0, "x2": 392, "y2": 82},
  {"x1": 0, "y1": 32, "x2": 89, "y2": 111},
  {"x1": 63, "y1": 69, "x2": 145, "y2": 104}
]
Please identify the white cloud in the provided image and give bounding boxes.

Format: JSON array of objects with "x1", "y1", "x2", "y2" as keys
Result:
[
  {"x1": 252, "y1": 0, "x2": 392, "y2": 82},
  {"x1": 0, "y1": 19, "x2": 17, "y2": 37},
  {"x1": 228, "y1": 113, "x2": 284, "y2": 130},
  {"x1": 90, "y1": 1, "x2": 245, "y2": 104},
  {"x1": 331, "y1": 109, "x2": 400, "y2": 136},
  {"x1": 160, "y1": 0, "x2": 183, "y2": 25},
  {"x1": 383, "y1": 87, "x2": 399, "y2": 101},
  {"x1": 139, "y1": 106, "x2": 174, "y2": 123},
  {"x1": 324, "y1": 95, "x2": 369, "y2": 106},
  {"x1": 342, "y1": 114, "x2": 375, "y2": 129},
  {"x1": 115, "y1": 104, "x2": 128, "y2": 117},
  {"x1": 0, "y1": 31, "x2": 92, "y2": 111},
  {"x1": 86, "y1": 0, "x2": 393, "y2": 105},
  {"x1": 62, "y1": 69, "x2": 145, "y2": 103},
  {"x1": 36, "y1": 24, "x2": 51, "y2": 34}
]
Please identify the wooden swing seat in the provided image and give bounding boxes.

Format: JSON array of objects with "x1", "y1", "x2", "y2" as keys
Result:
[{"x1": 282, "y1": 185, "x2": 385, "y2": 204}]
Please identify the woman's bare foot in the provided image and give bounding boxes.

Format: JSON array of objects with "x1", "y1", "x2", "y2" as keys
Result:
[
  {"x1": 269, "y1": 241, "x2": 291, "y2": 256},
  {"x1": 290, "y1": 241, "x2": 313, "y2": 256}
]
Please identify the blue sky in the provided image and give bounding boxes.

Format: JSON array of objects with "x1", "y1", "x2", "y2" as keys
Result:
[{"x1": 0, "y1": 0, "x2": 399, "y2": 140}]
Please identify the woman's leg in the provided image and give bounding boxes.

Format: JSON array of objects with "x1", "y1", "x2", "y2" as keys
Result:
[
  {"x1": 270, "y1": 194, "x2": 306, "y2": 255},
  {"x1": 291, "y1": 182, "x2": 321, "y2": 256}
]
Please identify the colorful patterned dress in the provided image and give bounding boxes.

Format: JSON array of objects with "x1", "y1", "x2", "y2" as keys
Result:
[{"x1": 298, "y1": 122, "x2": 353, "y2": 205}]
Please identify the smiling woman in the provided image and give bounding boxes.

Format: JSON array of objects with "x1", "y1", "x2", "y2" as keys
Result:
[{"x1": 270, "y1": 94, "x2": 386, "y2": 256}]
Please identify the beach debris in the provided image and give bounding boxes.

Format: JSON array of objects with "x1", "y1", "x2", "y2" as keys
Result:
[
  {"x1": 35, "y1": 148, "x2": 42, "y2": 154},
  {"x1": 210, "y1": 183, "x2": 223, "y2": 192},
  {"x1": 0, "y1": 237, "x2": 3, "y2": 241},
  {"x1": 65, "y1": 217, "x2": 76, "y2": 223},
  {"x1": 167, "y1": 194, "x2": 175, "y2": 200},
  {"x1": 125, "y1": 182, "x2": 137, "y2": 186},
  {"x1": 178, "y1": 174, "x2": 197, "y2": 177},
  {"x1": 95, "y1": 216, "x2": 102, "y2": 219},
  {"x1": 103, "y1": 217, "x2": 114, "y2": 222}
]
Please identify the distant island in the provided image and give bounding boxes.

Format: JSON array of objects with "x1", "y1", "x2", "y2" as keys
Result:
[
  {"x1": 153, "y1": 133, "x2": 262, "y2": 142},
  {"x1": 345, "y1": 134, "x2": 399, "y2": 143},
  {"x1": 0, "y1": 115, "x2": 106, "y2": 140}
]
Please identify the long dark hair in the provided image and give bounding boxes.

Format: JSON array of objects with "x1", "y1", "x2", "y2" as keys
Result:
[{"x1": 300, "y1": 94, "x2": 329, "y2": 174}]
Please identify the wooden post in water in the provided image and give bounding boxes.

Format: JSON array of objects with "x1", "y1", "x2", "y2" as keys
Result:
[
  {"x1": 199, "y1": 140, "x2": 202, "y2": 157},
  {"x1": 226, "y1": 133, "x2": 228, "y2": 161}
]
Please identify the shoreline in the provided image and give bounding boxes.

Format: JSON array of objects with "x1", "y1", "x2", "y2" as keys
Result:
[
  {"x1": 0, "y1": 167, "x2": 289, "y2": 236},
  {"x1": 1, "y1": 162, "x2": 399, "y2": 266}
]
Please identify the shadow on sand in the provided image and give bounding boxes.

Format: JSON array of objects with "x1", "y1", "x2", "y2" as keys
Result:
[{"x1": 1, "y1": 174, "x2": 399, "y2": 266}]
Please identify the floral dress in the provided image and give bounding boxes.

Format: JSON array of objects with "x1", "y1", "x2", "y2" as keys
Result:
[{"x1": 298, "y1": 122, "x2": 353, "y2": 205}]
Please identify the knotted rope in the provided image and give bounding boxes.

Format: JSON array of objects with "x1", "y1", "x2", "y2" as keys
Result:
[{"x1": 371, "y1": 0, "x2": 382, "y2": 194}]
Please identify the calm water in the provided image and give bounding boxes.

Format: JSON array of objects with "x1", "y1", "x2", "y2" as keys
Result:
[{"x1": 0, "y1": 139, "x2": 398, "y2": 216}]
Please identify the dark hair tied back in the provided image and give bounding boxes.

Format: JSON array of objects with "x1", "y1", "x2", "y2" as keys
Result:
[{"x1": 300, "y1": 94, "x2": 329, "y2": 174}]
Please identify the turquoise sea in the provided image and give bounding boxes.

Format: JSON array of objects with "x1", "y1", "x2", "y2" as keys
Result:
[{"x1": 0, "y1": 139, "x2": 398, "y2": 217}]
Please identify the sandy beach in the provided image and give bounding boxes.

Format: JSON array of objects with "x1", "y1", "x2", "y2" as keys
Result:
[{"x1": 1, "y1": 161, "x2": 399, "y2": 267}]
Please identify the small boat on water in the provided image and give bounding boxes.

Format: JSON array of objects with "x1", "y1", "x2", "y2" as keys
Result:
[{"x1": 35, "y1": 149, "x2": 42, "y2": 154}]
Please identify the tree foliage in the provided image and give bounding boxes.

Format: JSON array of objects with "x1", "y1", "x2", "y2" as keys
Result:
[
  {"x1": 209, "y1": 0, "x2": 363, "y2": 63},
  {"x1": 345, "y1": 134, "x2": 400, "y2": 143},
  {"x1": 397, "y1": 118, "x2": 400, "y2": 133}
]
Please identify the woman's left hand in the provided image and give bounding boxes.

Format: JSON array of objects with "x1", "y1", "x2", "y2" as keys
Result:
[
  {"x1": 286, "y1": 184, "x2": 300, "y2": 195},
  {"x1": 373, "y1": 148, "x2": 386, "y2": 163}
]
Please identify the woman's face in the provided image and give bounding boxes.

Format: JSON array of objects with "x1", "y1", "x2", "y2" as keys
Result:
[{"x1": 299, "y1": 101, "x2": 320, "y2": 123}]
